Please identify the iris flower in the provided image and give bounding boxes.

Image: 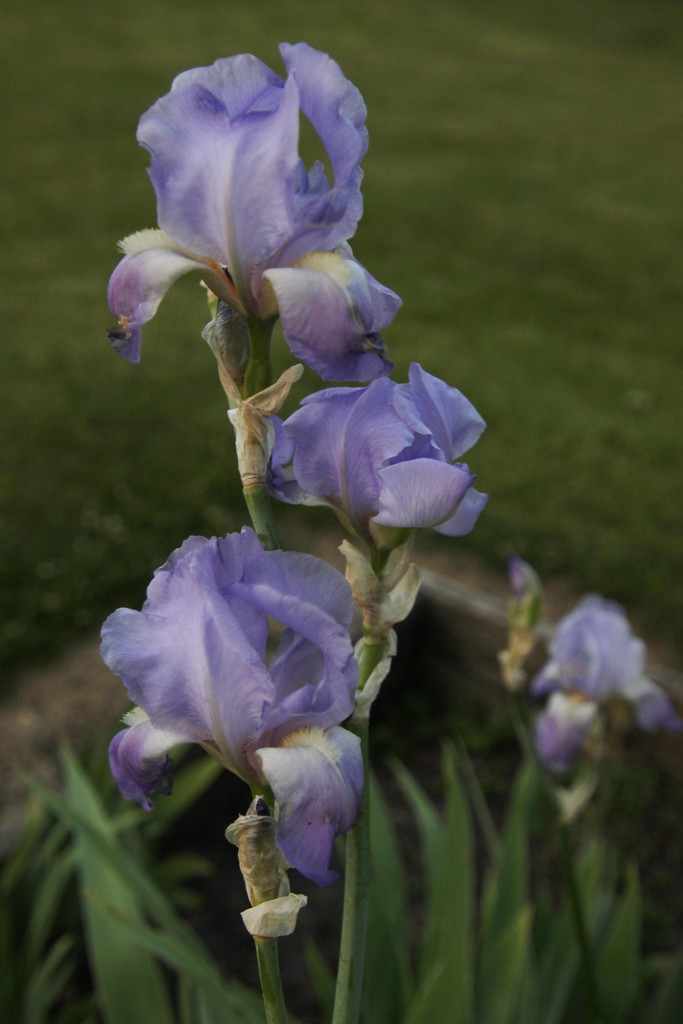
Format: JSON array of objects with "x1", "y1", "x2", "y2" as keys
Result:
[
  {"x1": 106, "y1": 42, "x2": 400, "y2": 382},
  {"x1": 102, "y1": 528, "x2": 363, "y2": 885},
  {"x1": 268, "y1": 362, "x2": 487, "y2": 549},
  {"x1": 532, "y1": 596, "x2": 682, "y2": 773}
]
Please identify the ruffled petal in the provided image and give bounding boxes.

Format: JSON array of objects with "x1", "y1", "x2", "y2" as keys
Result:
[
  {"x1": 275, "y1": 43, "x2": 367, "y2": 258},
  {"x1": 139, "y1": 56, "x2": 300, "y2": 306},
  {"x1": 101, "y1": 534, "x2": 274, "y2": 780},
  {"x1": 106, "y1": 230, "x2": 237, "y2": 361},
  {"x1": 263, "y1": 253, "x2": 394, "y2": 380},
  {"x1": 550, "y1": 597, "x2": 645, "y2": 699},
  {"x1": 229, "y1": 550, "x2": 358, "y2": 735},
  {"x1": 621, "y1": 677, "x2": 683, "y2": 732},
  {"x1": 282, "y1": 378, "x2": 416, "y2": 534},
  {"x1": 257, "y1": 725, "x2": 363, "y2": 884},
  {"x1": 533, "y1": 693, "x2": 598, "y2": 774},
  {"x1": 394, "y1": 364, "x2": 487, "y2": 460},
  {"x1": 281, "y1": 43, "x2": 367, "y2": 193},
  {"x1": 433, "y1": 484, "x2": 489, "y2": 537},
  {"x1": 374, "y1": 459, "x2": 475, "y2": 529},
  {"x1": 109, "y1": 708, "x2": 188, "y2": 811},
  {"x1": 277, "y1": 388, "x2": 360, "y2": 502}
]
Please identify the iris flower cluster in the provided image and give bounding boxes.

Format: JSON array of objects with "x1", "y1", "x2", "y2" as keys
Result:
[
  {"x1": 104, "y1": 43, "x2": 487, "y2": 885},
  {"x1": 532, "y1": 596, "x2": 681, "y2": 773}
]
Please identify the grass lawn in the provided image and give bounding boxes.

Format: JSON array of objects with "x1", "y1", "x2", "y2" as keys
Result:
[{"x1": 1, "y1": 0, "x2": 683, "y2": 682}]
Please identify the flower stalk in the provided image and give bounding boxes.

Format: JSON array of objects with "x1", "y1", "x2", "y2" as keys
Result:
[
  {"x1": 255, "y1": 938, "x2": 290, "y2": 1024},
  {"x1": 332, "y1": 640, "x2": 381, "y2": 1024},
  {"x1": 243, "y1": 317, "x2": 276, "y2": 398},
  {"x1": 243, "y1": 484, "x2": 281, "y2": 552}
]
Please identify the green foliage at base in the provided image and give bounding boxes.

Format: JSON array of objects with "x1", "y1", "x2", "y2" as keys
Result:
[
  {"x1": 355, "y1": 749, "x2": 682, "y2": 1024},
  {"x1": 2, "y1": 745, "x2": 681, "y2": 1023}
]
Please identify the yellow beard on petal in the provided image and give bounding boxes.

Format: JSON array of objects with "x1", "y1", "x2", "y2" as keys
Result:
[
  {"x1": 294, "y1": 250, "x2": 354, "y2": 289},
  {"x1": 280, "y1": 726, "x2": 341, "y2": 764}
]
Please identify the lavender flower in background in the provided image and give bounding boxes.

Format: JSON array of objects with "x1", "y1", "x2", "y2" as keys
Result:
[
  {"x1": 102, "y1": 528, "x2": 363, "y2": 885},
  {"x1": 532, "y1": 596, "x2": 682, "y2": 773},
  {"x1": 269, "y1": 362, "x2": 487, "y2": 550},
  {"x1": 106, "y1": 42, "x2": 400, "y2": 381},
  {"x1": 534, "y1": 693, "x2": 600, "y2": 774}
]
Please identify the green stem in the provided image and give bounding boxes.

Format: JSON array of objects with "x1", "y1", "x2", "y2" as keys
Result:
[
  {"x1": 243, "y1": 317, "x2": 276, "y2": 397},
  {"x1": 240, "y1": 317, "x2": 281, "y2": 550},
  {"x1": 254, "y1": 937, "x2": 289, "y2": 1024},
  {"x1": 332, "y1": 717, "x2": 370, "y2": 1024},
  {"x1": 558, "y1": 822, "x2": 608, "y2": 1024},
  {"x1": 332, "y1": 639, "x2": 385, "y2": 1024},
  {"x1": 243, "y1": 483, "x2": 281, "y2": 551}
]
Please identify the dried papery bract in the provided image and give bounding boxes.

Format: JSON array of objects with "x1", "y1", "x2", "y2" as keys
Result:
[
  {"x1": 228, "y1": 365, "x2": 304, "y2": 489},
  {"x1": 226, "y1": 796, "x2": 308, "y2": 939},
  {"x1": 226, "y1": 796, "x2": 290, "y2": 906}
]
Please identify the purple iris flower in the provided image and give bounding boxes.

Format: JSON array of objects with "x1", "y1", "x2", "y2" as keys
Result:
[
  {"x1": 533, "y1": 694, "x2": 599, "y2": 774},
  {"x1": 102, "y1": 528, "x2": 363, "y2": 885},
  {"x1": 106, "y1": 42, "x2": 400, "y2": 382},
  {"x1": 532, "y1": 596, "x2": 682, "y2": 773},
  {"x1": 269, "y1": 362, "x2": 487, "y2": 548}
]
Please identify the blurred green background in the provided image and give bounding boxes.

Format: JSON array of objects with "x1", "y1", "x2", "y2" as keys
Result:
[{"x1": 2, "y1": 0, "x2": 683, "y2": 682}]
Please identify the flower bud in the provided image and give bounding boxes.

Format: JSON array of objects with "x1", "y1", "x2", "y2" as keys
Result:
[
  {"x1": 507, "y1": 556, "x2": 542, "y2": 628},
  {"x1": 203, "y1": 302, "x2": 251, "y2": 403},
  {"x1": 340, "y1": 539, "x2": 421, "y2": 644},
  {"x1": 499, "y1": 556, "x2": 542, "y2": 692}
]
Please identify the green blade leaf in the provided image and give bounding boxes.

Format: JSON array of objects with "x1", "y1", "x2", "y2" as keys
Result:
[
  {"x1": 89, "y1": 897, "x2": 265, "y2": 1023},
  {"x1": 480, "y1": 760, "x2": 537, "y2": 943},
  {"x1": 62, "y1": 748, "x2": 175, "y2": 1024},
  {"x1": 23, "y1": 934, "x2": 74, "y2": 1024},
  {"x1": 646, "y1": 949, "x2": 683, "y2": 1024},
  {"x1": 390, "y1": 757, "x2": 440, "y2": 897},
  {"x1": 26, "y1": 848, "x2": 75, "y2": 962},
  {"x1": 535, "y1": 838, "x2": 613, "y2": 1024},
  {"x1": 408, "y1": 745, "x2": 473, "y2": 1024},
  {"x1": 364, "y1": 775, "x2": 414, "y2": 1022},
  {"x1": 597, "y1": 863, "x2": 642, "y2": 1022},
  {"x1": 476, "y1": 904, "x2": 534, "y2": 1024}
]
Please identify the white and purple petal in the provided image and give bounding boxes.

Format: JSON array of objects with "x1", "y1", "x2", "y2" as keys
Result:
[
  {"x1": 109, "y1": 708, "x2": 188, "y2": 811},
  {"x1": 530, "y1": 658, "x2": 562, "y2": 697},
  {"x1": 257, "y1": 725, "x2": 363, "y2": 885},
  {"x1": 106, "y1": 232, "x2": 236, "y2": 362},
  {"x1": 263, "y1": 253, "x2": 394, "y2": 381},
  {"x1": 533, "y1": 693, "x2": 598, "y2": 774}
]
